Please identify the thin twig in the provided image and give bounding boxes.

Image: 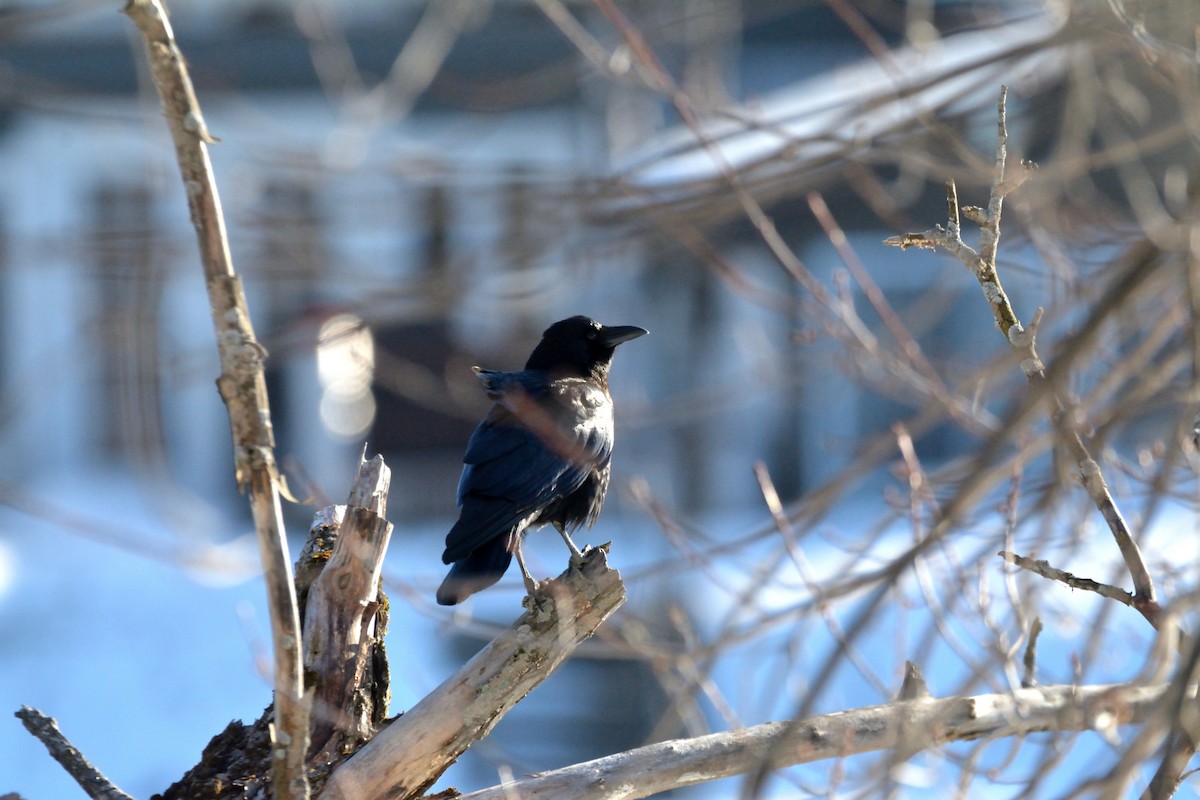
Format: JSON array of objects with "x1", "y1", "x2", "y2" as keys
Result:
[
  {"x1": 754, "y1": 462, "x2": 889, "y2": 698},
  {"x1": 15, "y1": 707, "x2": 135, "y2": 800},
  {"x1": 532, "y1": 0, "x2": 615, "y2": 75},
  {"x1": 122, "y1": 1, "x2": 309, "y2": 797},
  {"x1": 1022, "y1": 616, "x2": 1043, "y2": 688},
  {"x1": 999, "y1": 551, "x2": 1137, "y2": 609},
  {"x1": 807, "y1": 192, "x2": 955, "y2": 407}
]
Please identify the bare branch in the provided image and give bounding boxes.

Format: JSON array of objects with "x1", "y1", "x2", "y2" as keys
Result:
[
  {"x1": 452, "y1": 683, "x2": 1165, "y2": 800},
  {"x1": 1142, "y1": 729, "x2": 1200, "y2": 800},
  {"x1": 1113, "y1": 633, "x2": 1200, "y2": 800},
  {"x1": 122, "y1": 1, "x2": 308, "y2": 796},
  {"x1": 1106, "y1": 0, "x2": 1200, "y2": 74},
  {"x1": 15, "y1": 707, "x2": 135, "y2": 800},
  {"x1": 1000, "y1": 551, "x2": 1137, "y2": 609},
  {"x1": 886, "y1": 85, "x2": 1159, "y2": 615},
  {"x1": 318, "y1": 547, "x2": 626, "y2": 800},
  {"x1": 532, "y1": 0, "x2": 616, "y2": 76}
]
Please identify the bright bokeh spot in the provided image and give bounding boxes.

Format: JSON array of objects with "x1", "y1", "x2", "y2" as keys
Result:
[
  {"x1": 0, "y1": 540, "x2": 14, "y2": 602},
  {"x1": 317, "y1": 313, "x2": 376, "y2": 439},
  {"x1": 319, "y1": 389, "x2": 377, "y2": 440}
]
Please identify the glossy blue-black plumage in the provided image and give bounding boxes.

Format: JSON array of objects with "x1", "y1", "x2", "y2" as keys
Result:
[{"x1": 436, "y1": 316, "x2": 646, "y2": 605}]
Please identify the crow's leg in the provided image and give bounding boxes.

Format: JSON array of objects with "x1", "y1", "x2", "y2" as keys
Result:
[
  {"x1": 553, "y1": 522, "x2": 585, "y2": 561},
  {"x1": 512, "y1": 532, "x2": 540, "y2": 595}
]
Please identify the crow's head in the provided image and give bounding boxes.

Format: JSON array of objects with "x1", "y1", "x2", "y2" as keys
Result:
[{"x1": 525, "y1": 316, "x2": 647, "y2": 380}]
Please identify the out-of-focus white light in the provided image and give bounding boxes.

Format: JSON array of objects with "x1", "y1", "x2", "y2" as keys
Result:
[
  {"x1": 0, "y1": 540, "x2": 14, "y2": 602},
  {"x1": 320, "y1": 390, "x2": 377, "y2": 440},
  {"x1": 317, "y1": 314, "x2": 376, "y2": 439},
  {"x1": 317, "y1": 314, "x2": 375, "y2": 396}
]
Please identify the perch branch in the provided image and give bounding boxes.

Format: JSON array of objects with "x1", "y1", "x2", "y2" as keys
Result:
[
  {"x1": 318, "y1": 547, "x2": 626, "y2": 800},
  {"x1": 123, "y1": 1, "x2": 309, "y2": 796},
  {"x1": 884, "y1": 85, "x2": 1158, "y2": 618},
  {"x1": 451, "y1": 683, "x2": 1164, "y2": 800},
  {"x1": 15, "y1": 706, "x2": 135, "y2": 800}
]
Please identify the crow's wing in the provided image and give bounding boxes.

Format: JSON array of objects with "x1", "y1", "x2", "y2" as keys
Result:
[
  {"x1": 442, "y1": 425, "x2": 588, "y2": 564},
  {"x1": 442, "y1": 377, "x2": 613, "y2": 564}
]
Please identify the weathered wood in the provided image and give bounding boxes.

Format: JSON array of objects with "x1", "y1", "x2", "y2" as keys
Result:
[
  {"x1": 318, "y1": 547, "x2": 626, "y2": 800},
  {"x1": 154, "y1": 457, "x2": 394, "y2": 800},
  {"x1": 451, "y1": 683, "x2": 1167, "y2": 800},
  {"x1": 303, "y1": 455, "x2": 394, "y2": 762}
]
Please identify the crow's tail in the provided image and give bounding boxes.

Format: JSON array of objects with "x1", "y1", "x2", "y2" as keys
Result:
[{"x1": 436, "y1": 534, "x2": 515, "y2": 605}]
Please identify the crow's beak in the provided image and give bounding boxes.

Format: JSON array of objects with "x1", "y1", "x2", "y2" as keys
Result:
[{"x1": 599, "y1": 325, "x2": 649, "y2": 347}]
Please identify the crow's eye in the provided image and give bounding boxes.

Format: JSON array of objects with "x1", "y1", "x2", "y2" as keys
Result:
[{"x1": 586, "y1": 328, "x2": 597, "y2": 339}]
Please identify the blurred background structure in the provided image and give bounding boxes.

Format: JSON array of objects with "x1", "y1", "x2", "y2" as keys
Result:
[{"x1": 4, "y1": 0, "x2": 1200, "y2": 797}]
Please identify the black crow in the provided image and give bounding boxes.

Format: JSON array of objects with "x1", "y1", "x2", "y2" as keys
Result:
[{"x1": 436, "y1": 316, "x2": 647, "y2": 605}]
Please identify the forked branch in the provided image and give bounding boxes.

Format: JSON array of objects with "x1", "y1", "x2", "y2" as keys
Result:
[{"x1": 885, "y1": 86, "x2": 1159, "y2": 622}]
